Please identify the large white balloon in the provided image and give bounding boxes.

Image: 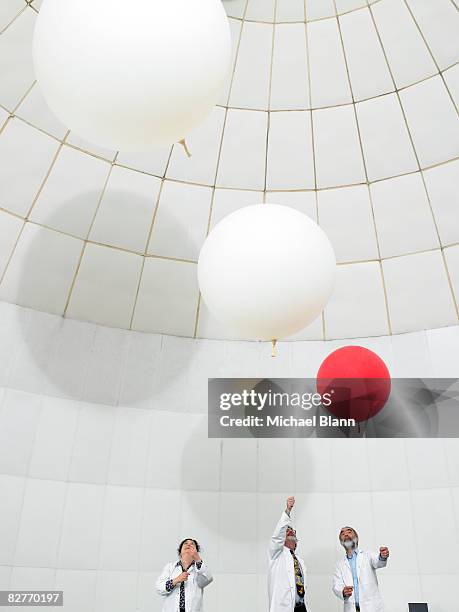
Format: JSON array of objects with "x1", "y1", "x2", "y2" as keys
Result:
[
  {"x1": 33, "y1": 0, "x2": 231, "y2": 151},
  {"x1": 198, "y1": 204, "x2": 336, "y2": 341}
]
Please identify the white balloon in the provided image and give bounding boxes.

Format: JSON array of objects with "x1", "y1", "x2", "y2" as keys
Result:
[
  {"x1": 198, "y1": 204, "x2": 336, "y2": 341},
  {"x1": 33, "y1": 0, "x2": 231, "y2": 151}
]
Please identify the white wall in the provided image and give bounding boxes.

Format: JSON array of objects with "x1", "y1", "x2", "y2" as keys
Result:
[{"x1": 0, "y1": 301, "x2": 458, "y2": 612}]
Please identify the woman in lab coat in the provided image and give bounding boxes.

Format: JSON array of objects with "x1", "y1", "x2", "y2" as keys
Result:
[
  {"x1": 156, "y1": 538, "x2": 213, "y2": 612},
  {"x1": 332, "y1": 526, "x2": 389, "y2": 612},
  {"x1": 268, "y1": 496, "x2": 308, "y2": 612}
]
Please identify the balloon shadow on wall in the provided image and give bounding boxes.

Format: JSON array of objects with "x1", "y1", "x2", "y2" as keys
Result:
[
  {"x1": 180, "y1": 415, "x2": 258, "y2": 546},
  {"x1": 181, "y1": 383, "x2": 317, "y2": 541},
  {"x1": 15, "y1": 187, "x2": 197, "y2": 406},
  {"x1": 366, "y1": 378, "x2": 440, "y2": 437},
  {"x1": 316, "y1": 378, "x2": 440, "y2": 438},
  {"x1": 248, "y1": 378, "x2": 317, "y2": 439}
]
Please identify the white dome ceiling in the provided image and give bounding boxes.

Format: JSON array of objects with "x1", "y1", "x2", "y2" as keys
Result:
[{"x1": 0, "y1": 0, "x2": 458, "y2": 340}]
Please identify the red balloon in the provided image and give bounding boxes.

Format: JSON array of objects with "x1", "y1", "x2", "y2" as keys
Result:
[{"x1": 316, "y1": 346, "x2": 391, "y2": 423}]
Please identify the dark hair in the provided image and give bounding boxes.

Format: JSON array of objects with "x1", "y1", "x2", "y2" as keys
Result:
[{"x1": 177, "y1": 538, "x2": 200, "y2": 555}]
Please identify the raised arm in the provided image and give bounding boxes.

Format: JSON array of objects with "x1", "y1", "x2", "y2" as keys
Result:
[
  {"x1": 371, "y1": 547, "x2": 389, "y2": 569},
  {"x1": 268, "y1": 496, "x2": 295, "y2": 561},
  {"x1": 195, "y1": 561, "x2": 213, "y2": 589}
]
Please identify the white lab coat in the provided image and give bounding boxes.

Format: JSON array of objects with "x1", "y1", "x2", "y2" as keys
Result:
[
  {"x1": 156, "y1": 559, "x2": 213, "y2": 612},
  {"x1": 268, "y1": 511, "x2": 308, "y2": 612},
  {"x1": 332, "y1": 549, "x2": 387, "y2": 612}
]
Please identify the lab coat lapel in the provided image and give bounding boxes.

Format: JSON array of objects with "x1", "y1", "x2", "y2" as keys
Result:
[
  {"x1": 286, "y1": 548, "x2": 296, "y2": 593},
  {"x1": 341, "y1": 557, "x2": 353, "y2": 585},
  {"x1": 356, "y1": 550, "x2": 364, "y2": 580}
]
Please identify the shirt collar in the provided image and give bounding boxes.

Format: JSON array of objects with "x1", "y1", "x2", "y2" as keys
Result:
[
  {"x1": 176, "y1": 559, "x2": 196, "y2": 569},
  {"x1": 346, "y1": 548, "x2": 359, "y2": 559}
]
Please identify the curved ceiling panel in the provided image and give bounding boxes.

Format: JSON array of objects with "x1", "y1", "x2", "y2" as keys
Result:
[{"x1": 0, "y1": 0, "x2": 458, "y2": 340}]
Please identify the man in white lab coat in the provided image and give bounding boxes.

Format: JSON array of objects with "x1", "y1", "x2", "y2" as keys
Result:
[
  {"x1": 268, "y1": 496, "x2": 308, "y2": 612},
  {"x1": 156, "y1": 538, "x2": 213, "y2": 612},
  {"x1": 332, "y1": 526, "x2": 389, "y2": 612}
]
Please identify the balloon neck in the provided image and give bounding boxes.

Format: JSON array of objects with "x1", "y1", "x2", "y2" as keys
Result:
[
  {"x1": 179, "y1": 139, "x2": 192, "y2": 158},
  {"x1": 271, "y1": 339, "x2": 277, "y2": 358}
]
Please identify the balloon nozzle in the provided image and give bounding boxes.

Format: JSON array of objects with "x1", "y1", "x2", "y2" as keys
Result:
[{"x1": 179, "y1": 139, "x2": 192, "y2": 157}]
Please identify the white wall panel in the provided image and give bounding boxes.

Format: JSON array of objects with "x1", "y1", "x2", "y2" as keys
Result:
[
  {"x1": 367, "y1": 438, "x2": 410, "y2": 491},
  {"x1": 54, "y1": 569, "x2": 97, "y2": 612},
  {"x1": 411, "y1": 488, "x2": 459, "y2": 575},
  {"x1": 371, "y1": 0, "x2": 436, "y2": 88},
  {"x1": 0, "y1": 474, "x2": 25, "y2": 564},
  {"x1": 258, "y1": 439, "x2": 295, "y2": 493},
  {"x1": 68, "y1": 403, "x2": 115, "y2": 484},
  {"x1": 230, "y1": 22, "x2": 273, "y2": 110},
  {"x1": 58, "y1": 482, "x2": 105, "y2": 570},
  {"x1": 99, "y1": 485, "x2": 143, "y2": 570},
  {"x1": 308, "y1": 19, "x2": 352, "y2": 108},
  {"x1": 421, "y1": 575, "x2": 457, "y2": 612},
  {"x1": 217, "y1": 109, "x2": 268, "y2": 189},
  {"x1": 0, "y1": 119, "x2": 60, "y2": 217},
  {"x1": 10, "y1": 566, "x2": 55, "y2": 592},
  {"x1": 0, "y1": 10, "x2": 36, "y2": 108},
  {"x1": 217, "y1": 573, "x2": 257, "y2": 612},
  {"x1": 331, "y1": 439, "x2": 371, "y2": 492},
  {"x1": 29, "y1": 396, "x2": 79, "y2": 481},
  {"x1": 14, "y1": 478, "x2": 66, "y2": 567},
  {"x1": 406, "y1": 438, "x2": 450, "y2": 489},
  {"x1": 219, "y1": 492, "x2": 257, "y2": 574},
  {"x1": 271, "y1": 24, "x2": 309, "y2": 110},
  {"x1": 0, "y1": 389, "x2": 41, "y2": 476},
  {"x1": 340, "y1": 8, "x2": 393, "y2": 101},
  {"x1": 267, "y1": 111, "x2": 314, "y2": 189},
  {"x1": 139, "y1": 488, "x2": 181, "y2": 572},
  {"x1": 221, "y1": 438, "x2": 258, "y2": 492},
  {"x1": 108, "y1": 406, "x2": 151, "y2": 487},
  {"x1": 95, "y1": 571, "x2": 138, "y2": 612},
  {"x1": 372, "y1": 491, "x2": 419, "y2": 574}
]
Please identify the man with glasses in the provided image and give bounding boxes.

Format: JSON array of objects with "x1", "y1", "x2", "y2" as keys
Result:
[
  {"x1": 268, "y1": 496, "x2": 308, "y2": 612},
  {"x1": 333, "y1": 526, "x2": 389, "y2": 612}
]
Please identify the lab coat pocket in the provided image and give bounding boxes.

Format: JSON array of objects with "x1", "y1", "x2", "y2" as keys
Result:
[{"x1": 281, "y1": 587, "x2": 293, "y2": 605}]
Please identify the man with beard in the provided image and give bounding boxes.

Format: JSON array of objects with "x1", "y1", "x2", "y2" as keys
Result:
[{"x1": 333, "y1": 526, "x2": 389, "y2": 612}]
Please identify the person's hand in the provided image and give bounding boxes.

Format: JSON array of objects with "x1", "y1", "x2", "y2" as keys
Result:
[
  {"x1": 173, "y1": 572, "x2": 189, "y2": 586},
  {"x1": 286, "y1": 496, "x2": 295, "y2": 514},
  {"x1": 380, "y1": 546, "x2": 389, "y2": 559},
  {"x1": 184, "y1": 541, "x2": 201, "y2": 562},
  {"x1": 343, "y1": 586, "x2": 354, "y2": 598}
]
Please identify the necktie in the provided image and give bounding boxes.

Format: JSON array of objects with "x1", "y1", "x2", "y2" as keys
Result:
[
  {"x1": 290, "y1": 550, "x2": 305, "y2": 598},
  {"x1": 179, "y1": 563, "x2": 188, "y2": 612},
  {"x1": 179, "y1": 579, "x2": 185, "y2": 612}
]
